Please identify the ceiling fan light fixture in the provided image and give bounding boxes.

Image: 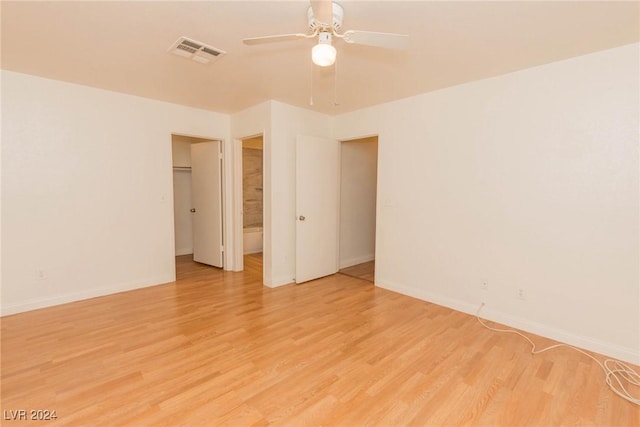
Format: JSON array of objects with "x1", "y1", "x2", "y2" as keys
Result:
[
  {"x1": 312, "y1": 32, "x2": 336, "y2": 67},
  {"x1": 312, "y1": 43, "x2": 336, "y2": 67}
]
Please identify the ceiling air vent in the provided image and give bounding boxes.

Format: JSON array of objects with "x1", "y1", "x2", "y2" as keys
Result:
[{"x1": 169, "y1": 36, "x2": 226, "y2": 64}]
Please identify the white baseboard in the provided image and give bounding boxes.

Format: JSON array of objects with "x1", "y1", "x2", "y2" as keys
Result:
[
  {"x1": 1, "y1": 275, "x2": 174, "y2": 316},
  {"x1": 339, "y1": 254, "x2": 375, "y2": 269},
  {"x1": 265, "y1": 274, "x2": 294, "y2": 288},
  {"x1": 375, "y1": 277, "x2": 639, "y2": 366},
  {"x1": 175, "y1": 248, "x2": 193, "y2": 256}
]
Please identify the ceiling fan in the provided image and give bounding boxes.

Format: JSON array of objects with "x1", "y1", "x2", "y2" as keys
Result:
[{"x1": 243, "y1": 0, "x2": 409, "y2": 67}]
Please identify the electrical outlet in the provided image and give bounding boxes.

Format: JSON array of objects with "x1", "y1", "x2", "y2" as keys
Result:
[{"x1": 517, "y1": 288, "x2": 526, "y2": 300}]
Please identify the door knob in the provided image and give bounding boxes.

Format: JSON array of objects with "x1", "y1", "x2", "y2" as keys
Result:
[
  {"x1": 299, "y1": 215, "x2": 305, "y2": 221},
  {"x1": 190, "y1": 208, "x2": 196, "y2": 213}
]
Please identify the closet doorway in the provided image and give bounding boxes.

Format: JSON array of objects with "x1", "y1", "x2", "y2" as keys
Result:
[
  {"x1": 338, "y1": 136, "x2": 378, "y2": 282},
  {"x1": 171, "y1": 134, "x2": 223, "y2": 268}
]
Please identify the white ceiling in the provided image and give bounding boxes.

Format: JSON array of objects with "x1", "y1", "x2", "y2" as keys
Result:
[{"x1": 2, "y1": 1, "x2": 638, "y2": 115}]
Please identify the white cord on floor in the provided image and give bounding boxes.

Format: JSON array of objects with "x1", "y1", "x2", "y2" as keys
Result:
[{"x1": 475, "y1": 303, "x2": 640, "y2": 405}]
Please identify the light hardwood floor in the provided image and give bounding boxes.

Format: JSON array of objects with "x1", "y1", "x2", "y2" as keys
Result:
[
  {"x1": 1, "y1": 254, "x2": 638, "y2": 426},
  {"x1": 339, "y1": 261, "x2": 375, "y2": 282}
]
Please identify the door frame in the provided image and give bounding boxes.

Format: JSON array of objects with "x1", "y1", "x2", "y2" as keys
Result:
[
  {"x1": 232, "y1": 133, "x2": 267, "y2": 279},
  {"x1": 169, "y1": 133, "x2": 231, "y2": 274}
]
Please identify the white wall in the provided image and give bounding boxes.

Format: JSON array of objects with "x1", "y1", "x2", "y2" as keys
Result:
[
  {"x1": 334, "y1": 43, "x2": 640, "y2": 364},
  {"x1": 270, "y1": 101, "x2": 333, "y2": 285},
  {"x1": 1, "y1": 71, "x2": 230, "y2": 315},
  {"x1": 339, "y1": 137, "x2": 378, "y2": 268}
]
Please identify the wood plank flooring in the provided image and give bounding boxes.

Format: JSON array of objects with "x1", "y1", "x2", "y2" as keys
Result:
[
  {"x1": 339, "y1": 261, "x2": 375, "y2": 282},
  {"x1": 1, "y1": 254, "x2": 638, "y2": 426}
]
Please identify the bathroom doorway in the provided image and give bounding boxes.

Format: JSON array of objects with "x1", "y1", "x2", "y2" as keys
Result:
[
  {"x1": 338, "y1": 136, "x2": 378, "y2": 282},
  {"x1": 241, "y1": 136, "x2": 264, "y2": 260}
]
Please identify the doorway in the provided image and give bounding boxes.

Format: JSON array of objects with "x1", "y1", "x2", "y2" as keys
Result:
[
  {"x1": 171, "y1": 134, "x2": 224, "y2": 268},
  {"x1": 338, "y1": 136, "x2": 378, "y2": 282},
  {"x1": 232, "y1": 133, "x2": 268, "y2": 281},
  {"x1": 241, "y1": 136, "x2": 264, "y2": 259}
]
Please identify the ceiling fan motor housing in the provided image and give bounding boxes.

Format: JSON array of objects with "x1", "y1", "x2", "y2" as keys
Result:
[{"x1": 307, "y1": 2, "x2": 344, "y2": 31}]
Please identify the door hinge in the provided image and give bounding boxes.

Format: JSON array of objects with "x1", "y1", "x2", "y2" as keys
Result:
[
  {"x1": 220, "y1": 245, "x2": 224, "y2": 253},
  {"x1": 218, "y1": 152, "x2": 223, "y2": 160}
]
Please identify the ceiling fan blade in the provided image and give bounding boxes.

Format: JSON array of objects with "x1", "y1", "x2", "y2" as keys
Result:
[
  {"x1": 310, "y1": 0, "x2": 333, "y2": 25},
  {"x1": 342, "y1": 30, "x2": 409, "y2": 50},
  {"x1": 243, "y1": 33, "x2": 309, "y2": 45}
]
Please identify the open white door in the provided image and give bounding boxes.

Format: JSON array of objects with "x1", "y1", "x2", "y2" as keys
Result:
[
  {"x1": 296, "y1": 135, "x2": 339, "y2": 283},
  {"x1": 191, "y1": 141, "x2": 223, "y2": 268}
]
